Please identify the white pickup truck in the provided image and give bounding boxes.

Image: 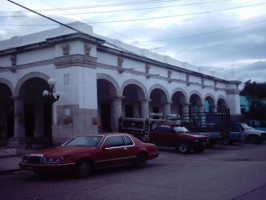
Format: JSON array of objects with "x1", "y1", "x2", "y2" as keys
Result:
[{"x1": 239, "y1": 123, "x2": 266, "y2": 144}]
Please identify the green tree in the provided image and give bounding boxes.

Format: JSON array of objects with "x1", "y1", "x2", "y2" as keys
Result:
[{"x1": 240, "y1": 80, "x2": 266, "y2": 126}]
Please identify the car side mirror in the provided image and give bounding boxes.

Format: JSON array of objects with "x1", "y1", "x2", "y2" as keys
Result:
[{"x1": 102, "y1": 144, "x2": 110, "y2": 149}]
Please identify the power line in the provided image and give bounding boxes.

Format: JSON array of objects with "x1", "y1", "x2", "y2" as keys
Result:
[
  {"x1": 93, "y1": 2, "x2": 266, "y2": 24},
  {"x1": 3, "y1": 0, "x2": 232, "y2": 16},
  {"x1": 5, "y1": 0, "x2": 145, "y2": 58},
  {"x1": 4, "y1": 0, "x2": 192, "y2": 13},
  {"x1": 148, "y1": 19, "x2": 266, "y2": 42},
  {"x1": 3, "y1": 2, "x2": 266, "y2": 24},
  {"x1": 37, "y1": 0, "x2": 130, "y2": 40}
]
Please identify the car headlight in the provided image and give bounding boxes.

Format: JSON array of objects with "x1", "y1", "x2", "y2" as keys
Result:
[
  {"x1": 42, "y1": 156, "x2": 63, "y2": 163},
  {"x1": 22, "y1": 155, "x2": 29, "y2": 163}
]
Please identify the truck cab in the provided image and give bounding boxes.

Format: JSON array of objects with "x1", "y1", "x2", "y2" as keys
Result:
[{"x1": 149, "y1": 122, "x2": 209, "y2": 153}]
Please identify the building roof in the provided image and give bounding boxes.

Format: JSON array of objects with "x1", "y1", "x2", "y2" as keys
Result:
[{"x1": 0, "y1": 21, "x2": 239, "y2": 82}]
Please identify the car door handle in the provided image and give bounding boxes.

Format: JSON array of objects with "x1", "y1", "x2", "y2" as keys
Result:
[{"x1": 124, "y1": 148, "x2": 128, "y2": 150}]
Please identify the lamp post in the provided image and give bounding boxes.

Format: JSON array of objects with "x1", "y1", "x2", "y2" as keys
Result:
[{"x1": 42, "y1": 78, "x2": 60, "y2": 147}]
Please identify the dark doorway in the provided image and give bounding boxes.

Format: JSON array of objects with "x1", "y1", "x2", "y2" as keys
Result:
[
  {"x1": 43, "y1": 103, "x2": 52, "y2": 137},
  {"x1": 125, "y1": 104, "x2": 134, "y2": 118},
  {"x1": 7, "y1": 106, "x2": 14, "y2": 138},
  {"x1": 152, "y1": 106, "x2": 159, "y2": 113},
  {"x1": 101, "y1": 103, "x2": 111, "y2": 132},
  {"x1": 24, "y1": 104, "x2": 35, "y2": 138}
]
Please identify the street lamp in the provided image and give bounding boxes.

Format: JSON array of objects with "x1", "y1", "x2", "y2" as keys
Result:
[
  {"x1": 42, "y1": 78, "x2": 60, "y2": 103},
  {"x1": 42, "y1": 78, "x2": 60, "y2": 147}
]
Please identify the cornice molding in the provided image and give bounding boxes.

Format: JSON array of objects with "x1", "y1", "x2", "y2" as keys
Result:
[{"x1": 54, "y1": 54, "x2": 97, "y2": 69}]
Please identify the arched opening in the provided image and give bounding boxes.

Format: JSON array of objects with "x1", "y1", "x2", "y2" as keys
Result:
[
  {"x1": 19, "y1": 77, "x2": 50, "y2": 139},
  {"x1": 171, "y1": 91, "x2": 186, "y2": 117},
  {"x1": 150, "y1": 88, "x2": 168, "y2": 118},
  {"x1": 217, "y1": 98, "x2": 227, "y2": 112},
  {"x1": 204, "y1": 96, "x2": 215, "y2": 113},
  {"x1": 189, "y1": 94, "x2": 203, "y2": 113},
  {"x1": 97, "y1": 79, "x2": 118, "y2": 132},
  {"x1": 122, "y1": 84, "x2": 145, "y2": 118},
  {"x1": 189, "y1": 94, "x2": 203, "y2": 125},
  {"x1": 0, "y1": 83, "x2": 13, "y2": 139}
]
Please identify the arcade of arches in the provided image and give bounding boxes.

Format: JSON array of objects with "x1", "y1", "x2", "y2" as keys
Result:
[
  {"x1": 0, "y1": 76, "x2": 228, "y2": 142},
  {"x1": 96, "y1": 78, "x2": 228, "y2": 133}
]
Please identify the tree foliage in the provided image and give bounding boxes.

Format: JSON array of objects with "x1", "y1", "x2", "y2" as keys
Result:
[
  {"x1": 240, "y1": 80, "x2": 266, "y2": 124},
  {"x1": 240, "y1": 80, "x2": 266, "y2": 99}
]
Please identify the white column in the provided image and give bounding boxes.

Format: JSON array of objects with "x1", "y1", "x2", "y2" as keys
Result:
[
  {"x1": 163, "y1": 102, "x2": 171, "y2": 118},
  {"x1": 111, "y1": 96, "x2": 122, "y2": 132},
  {"x1": 34, "y1": 103, "x2": 43, "y2": 138},
  {"x1": 13, "y1": 97, "x2": 25, "y2": 138},
  {"x1": 0, "y1": 106, "x2": 7, "y2": 138},
  {"x1": 198, "y1": 104, "x2": 205, "y2": 126},
  {"x1": 210, "y1": 106, "x2": 217, "y2": 113},
  {"x1": 141, "y1": 100, "x2": 149, "y2": 118},
  {"x1": 182, "y1": 103, "x2": 190, "y2": 123}
]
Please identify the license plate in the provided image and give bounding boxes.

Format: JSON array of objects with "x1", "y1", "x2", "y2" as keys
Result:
[{"x1": 25, "y1": 166, "x2": 34, "y2": 172}]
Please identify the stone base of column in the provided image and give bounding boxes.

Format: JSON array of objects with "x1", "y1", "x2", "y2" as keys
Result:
[{"x1": 8, "y1": 137, "x2": 26, "y2": 146}]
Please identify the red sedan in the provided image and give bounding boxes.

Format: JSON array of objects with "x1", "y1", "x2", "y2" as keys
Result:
[{"x1": 19, "y1": 133, "x2": 159, "y2": 177}]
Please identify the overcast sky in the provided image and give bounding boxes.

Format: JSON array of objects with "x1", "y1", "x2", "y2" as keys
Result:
[{"x1": 1, "y1": 0, "x2": 266, "y2": 86}]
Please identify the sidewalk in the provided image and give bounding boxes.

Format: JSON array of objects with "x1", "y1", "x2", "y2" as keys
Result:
[{"x1": 0, "y1": 156, "x2": 22, "y2": 175}]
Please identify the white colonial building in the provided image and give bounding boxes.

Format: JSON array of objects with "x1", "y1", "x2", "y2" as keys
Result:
[{"x1": 0, "y1": 22, "x2": 241, "y2": 145}]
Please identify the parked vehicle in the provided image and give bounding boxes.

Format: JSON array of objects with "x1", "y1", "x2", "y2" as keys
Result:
[
  {"x1": 184, "y1": 110, "x2": 231, "y2": 147},
  {"x1": 149, "y1": 122, "x2": 209, "y2": 153},
  {"x1": 19, "y1": 133, "x2": 159, "y2": 178},
  {"x1": 228, "y1": 124, "x2": 245, "y2": 144},
  {"x1": 238, "y1": 123, "x2": 266, "y2": 144}
]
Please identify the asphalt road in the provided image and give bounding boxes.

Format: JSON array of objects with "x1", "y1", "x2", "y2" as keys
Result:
[{"x1": 0, "y1": 142, "x2": 266, "y2": 200}]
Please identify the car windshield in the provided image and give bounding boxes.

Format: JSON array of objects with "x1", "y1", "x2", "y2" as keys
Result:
[
  {"x1": 173, "y1": 126, "x2": 189, "y2": 133},
  {"x1": 240, "y1": 123, "x2": 252, "y2": 130},
  {"x1": 62, "y1": 136, "x2": 103, "y2": 147}
]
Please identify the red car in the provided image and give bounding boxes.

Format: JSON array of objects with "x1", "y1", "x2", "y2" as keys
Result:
[{"x1": 19, "y1": 133, "x2": 159, "y2": 177}]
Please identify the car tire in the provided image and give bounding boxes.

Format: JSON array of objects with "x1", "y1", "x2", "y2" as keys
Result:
[
  {"x1": 247, "y1": 135, "x2": 261, "y2": 144},
  {"x1": 135, "y1": 152, "x2": 147, "y2": 168},
  {"x1": 177, "y1": 142, "x2": 191, "y2": 154},
  {"x1": 75, "y1": 159, "x2": 92, "y2": 178}
]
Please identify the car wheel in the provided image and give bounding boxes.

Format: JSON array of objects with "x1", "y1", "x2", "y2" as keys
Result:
[
  {"x1": 177, "y1": 142, "x2": 191, "y2": 154},
  {"x1": 75, "y1": 159, "x2": 92, "y2": 178},
  {"x1": 135, "y1": 152, "x2": 147, "y2": 168},
  {"x1": 248, "y1": 135, "x2": 260, "y2": 144}
]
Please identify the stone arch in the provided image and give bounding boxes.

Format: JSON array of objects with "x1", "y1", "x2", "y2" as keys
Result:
[
  {"x1": 97, "y1": 74, "x2": 120, "y2": 132},
  {"x1": 204, "y1": 93, "x2": 216, "y2": 103},
  {"x1": 0, "y1": 78, "x2": 14, "y2": 138},
  {"x1": 97, "y1": 73, "x2": 120, "y2": 95},
  {"x1": 15, "y1": 72, "x2": 50, "y2": 96},
  {"x1": 149, "y1": 84, "x2": 170, "y2": 118},
  {"x1": 16, "y1": 76, "x2": 52, "y2": 139},
  {"x1": 0, "y1": 78, "x2": 15, "y2": 96},
  {"x1": 217, "y1": 95, "x2": 228, "y2": 111},
  {"x1": 217, "y1": 95, "x2": 227, "y2": 106},
  {"x1": 148, "y1": 84, "x2": 170, "y2": 102},
  {"x1": 121, "y1": 79, "x2": 148, "y2": 118},
  {"x1": 204, "y1": 93, "x2": 216, "y2": 112},
  {"x1": 171, "y1": 88, "x2": 189, "y2": 103},
  {"x1": 121, "y1": 79, "x2": 148, "y2": 100},
  {"x1": 189, "y1": 90, "x2": 204, "y2": 105},
  {"x1": 171, "y1": 88, "x2": 188, "y2": 116}
]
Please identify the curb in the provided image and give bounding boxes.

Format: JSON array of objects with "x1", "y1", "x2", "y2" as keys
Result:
[{"x1": 0, "y1": 169, "x2": 20, "y2": 176}]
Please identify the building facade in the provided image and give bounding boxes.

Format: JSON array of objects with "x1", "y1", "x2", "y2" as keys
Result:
[{"x1": 0, "y1": 23, "x2": 241, "y2": 145}]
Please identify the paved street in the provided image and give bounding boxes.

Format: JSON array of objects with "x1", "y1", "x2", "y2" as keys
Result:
[{"x1": 0, "y1": 142, "x2": 266, "y2": 200}]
